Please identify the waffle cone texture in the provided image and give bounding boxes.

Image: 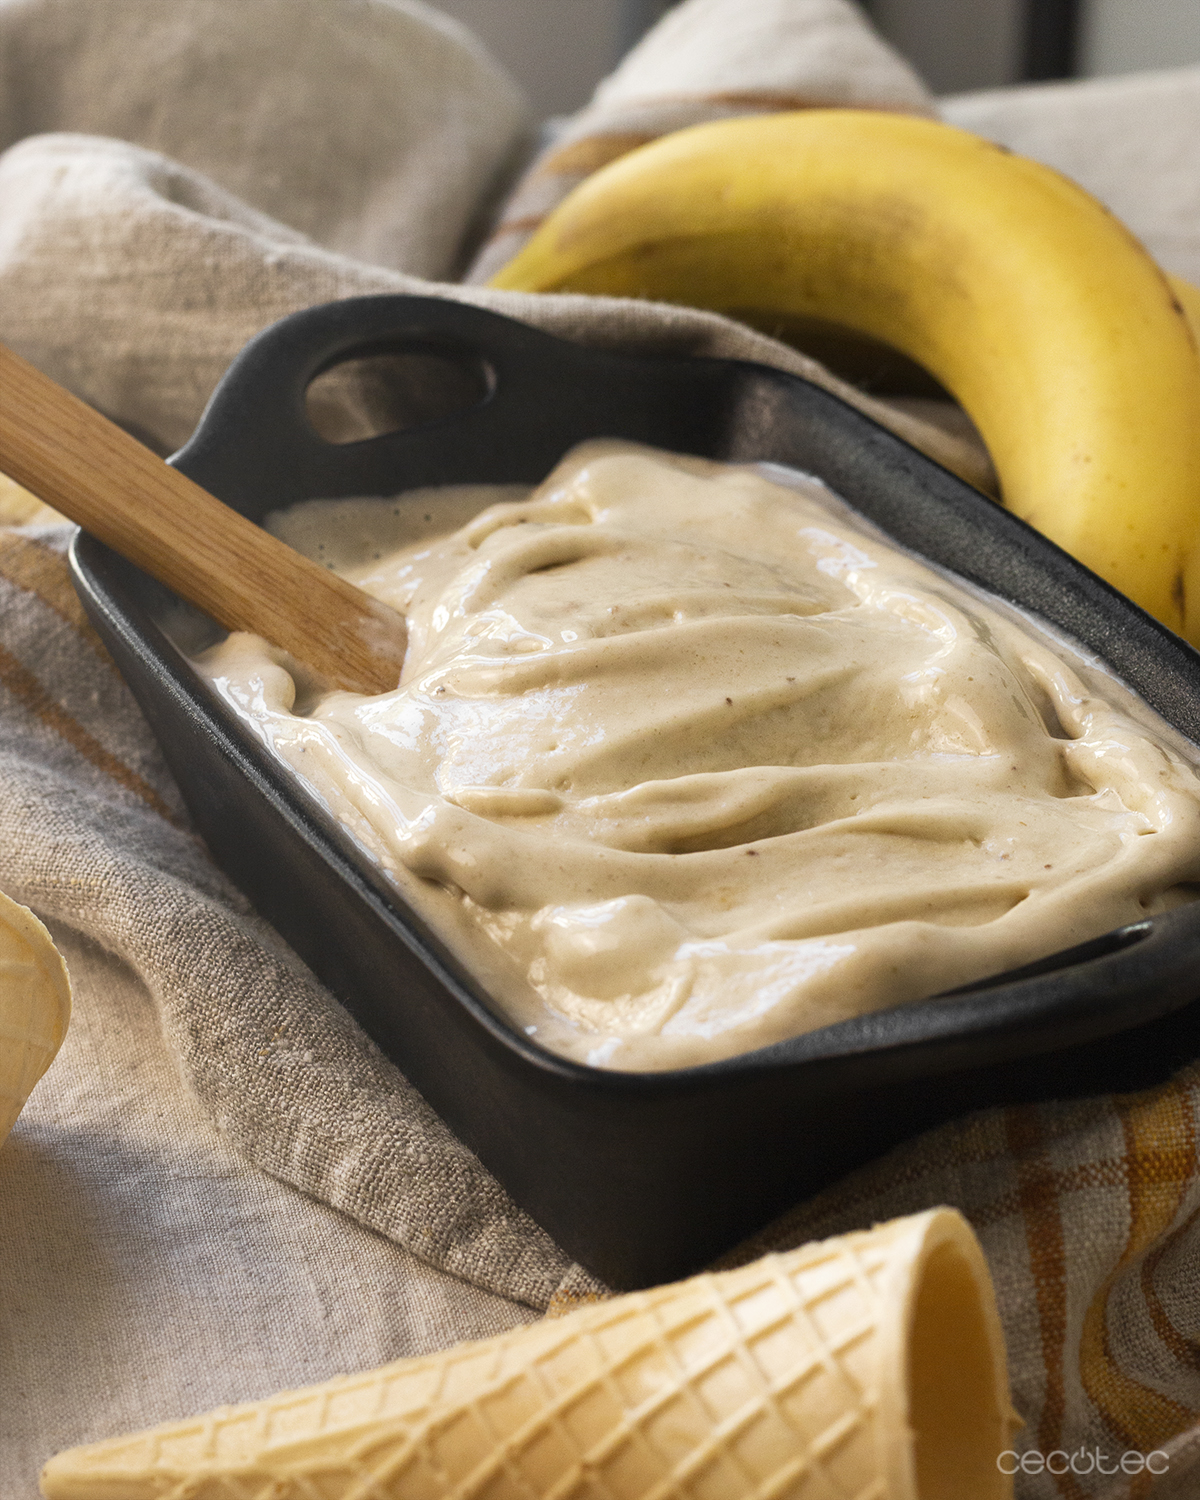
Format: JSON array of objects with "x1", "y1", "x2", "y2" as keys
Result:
[
  {"x1": 0, "y1": 889, "x2": 71, "y2": 1148},
  {"x1": 40, "y1": 1206, "x2": 1014, "y2": 1499}
]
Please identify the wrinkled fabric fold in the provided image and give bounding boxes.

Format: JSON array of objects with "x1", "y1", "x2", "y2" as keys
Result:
[{"x1": 465, "y1": 0, "x2": 933, "y2": 282}]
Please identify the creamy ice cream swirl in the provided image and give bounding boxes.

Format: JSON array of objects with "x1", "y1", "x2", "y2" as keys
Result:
[{"x1": 197, "y1": 443, "x2": 1200, "y2": 1069}]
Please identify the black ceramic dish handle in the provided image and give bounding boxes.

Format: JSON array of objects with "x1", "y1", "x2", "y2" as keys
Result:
[{"x1": 170, "y1": 295, "x2": 723, "y2": 516}]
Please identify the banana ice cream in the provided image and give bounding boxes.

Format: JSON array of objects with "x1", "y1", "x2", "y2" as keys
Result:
[{"x1": 194, "y1": 442, "x2": 1200, "y2": 1070}]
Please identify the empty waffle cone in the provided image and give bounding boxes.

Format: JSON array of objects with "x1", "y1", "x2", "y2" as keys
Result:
[
  {"x1": 0, "y1": 890, "x2": 71, "y2": 1149},
  {"x1": 41, "y1": 1206, "x2": 1014, "y2": 1499}
]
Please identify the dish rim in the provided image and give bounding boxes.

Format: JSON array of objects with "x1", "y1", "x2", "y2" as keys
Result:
[{"x1": 67, "y1": 292, "x2": 1200, "y2": 1091}]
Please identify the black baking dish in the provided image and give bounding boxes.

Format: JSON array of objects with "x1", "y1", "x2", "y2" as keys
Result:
[{"x1": 70, "y1": 294, "x2": 1200, "y2": 1289}]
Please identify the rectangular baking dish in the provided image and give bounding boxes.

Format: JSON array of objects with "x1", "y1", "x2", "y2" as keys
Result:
[{"x1": 70, "y1": 294, "x2": 1200, "y2": 1288}]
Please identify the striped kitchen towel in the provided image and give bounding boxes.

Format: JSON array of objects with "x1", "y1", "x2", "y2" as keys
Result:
[{"x1": 719, "y1": 1068, "x2": 1200, "y2": 1498}]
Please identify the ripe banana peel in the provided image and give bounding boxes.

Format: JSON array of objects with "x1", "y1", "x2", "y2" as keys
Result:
[
  {"x1": 492, "y1": 112, "x2": 1200, "y2": 645},
  {"x1": 1169, "y1": 272, "x2": 1200, "y2": 345}
]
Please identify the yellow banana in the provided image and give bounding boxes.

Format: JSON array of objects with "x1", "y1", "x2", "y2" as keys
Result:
[
  {"x1": 1170, "y1": 271, "x2": 1200, "y2": 357},
  {"x1": 493, "y1": 112, "x2": 1200, "y2": 644}
]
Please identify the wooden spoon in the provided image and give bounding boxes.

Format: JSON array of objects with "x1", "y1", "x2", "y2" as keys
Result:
[{"x1": 0, "y1": 341, "x2": 408, "y2": 694}]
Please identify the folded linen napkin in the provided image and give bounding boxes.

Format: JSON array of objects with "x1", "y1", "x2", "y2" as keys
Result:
[{"x1": 3, "y1": 1, "x2": 1200, "y2": 1496}]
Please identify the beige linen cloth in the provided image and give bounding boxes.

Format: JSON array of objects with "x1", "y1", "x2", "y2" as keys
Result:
[{"x1": 3, "y1": 1, "x2": 1200, "y2": 1495}]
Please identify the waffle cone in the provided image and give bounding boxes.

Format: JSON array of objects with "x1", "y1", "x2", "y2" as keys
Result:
[
  {"x1": 41, "y1": 1206, "x2": 1014, "y2": 1499},
  {"x1": 0, "y1": 889, "x2": 71, "y2": 1149}
]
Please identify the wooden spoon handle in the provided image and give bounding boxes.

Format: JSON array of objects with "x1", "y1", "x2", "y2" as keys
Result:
[{"x1": 0, "y1": 342, "x2": 407, "y2": 695}]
